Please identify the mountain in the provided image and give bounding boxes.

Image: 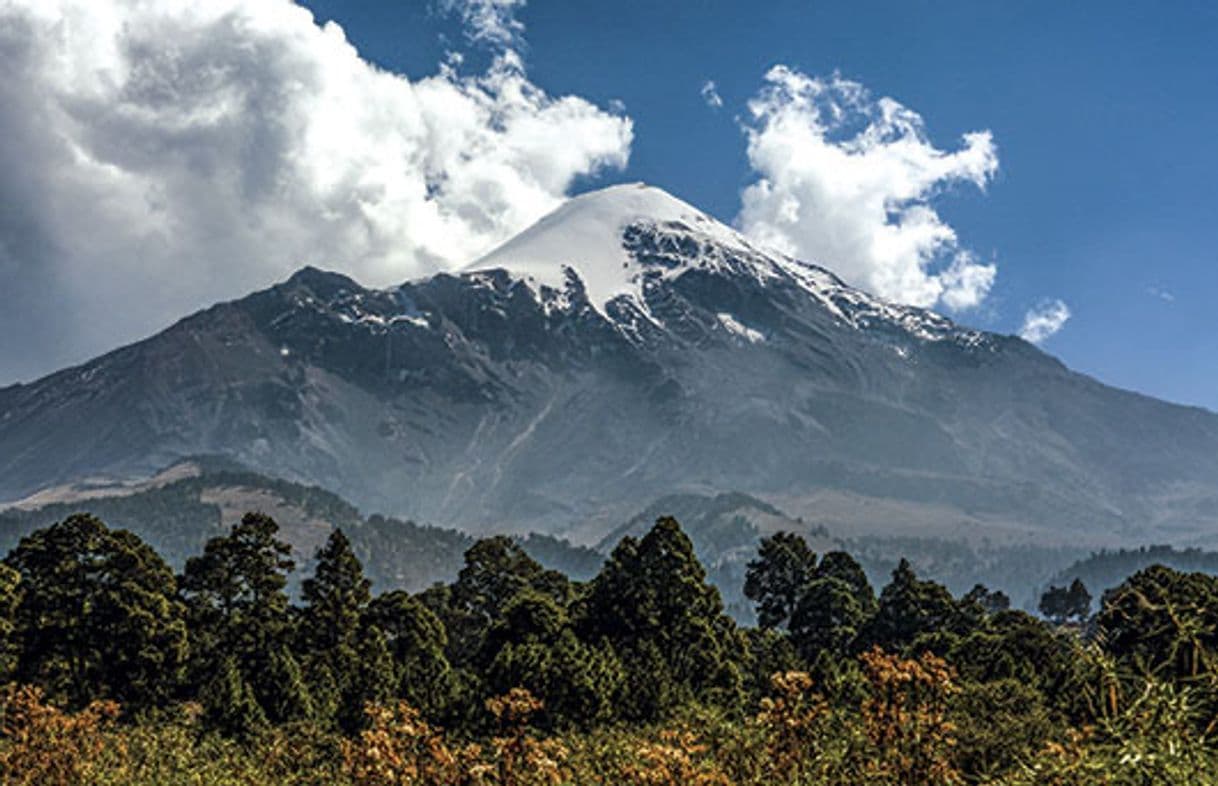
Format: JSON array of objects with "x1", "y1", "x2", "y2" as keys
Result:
[
  {"x1": 0, "y1": 458, "x2": 602, "y2": 593},
  {"x1": 3, "y1": 182, "x2": 1218, "y2": 548}
]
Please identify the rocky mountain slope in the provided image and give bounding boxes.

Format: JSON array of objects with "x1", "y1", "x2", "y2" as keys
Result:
[{"x1": 3, "y1": 183, "x2": 1217, "y2": 547}]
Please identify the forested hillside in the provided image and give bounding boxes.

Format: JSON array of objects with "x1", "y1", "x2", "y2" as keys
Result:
[
  {"x1": 2, "y1": 509, "x2": 1217, "y2": 784},
  {"x1": 0, "y1": 465, "x2": 602, "y2": 594}
]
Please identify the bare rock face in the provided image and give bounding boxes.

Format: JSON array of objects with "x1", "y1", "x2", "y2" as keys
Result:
[{"x1": 3, "y1": 183, "x2": 1217, "y2": 547}]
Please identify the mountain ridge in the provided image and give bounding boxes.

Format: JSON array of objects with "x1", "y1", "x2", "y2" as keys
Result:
[{"x1": 2, "y1": 184, "x2": 1217, "y2": 549}]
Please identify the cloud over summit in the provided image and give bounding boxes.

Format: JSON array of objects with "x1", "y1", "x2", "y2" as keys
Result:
[
  {"x1": 1020, "y1": 299, "x2": 1072, "y2": 344},
  {"x1": 737, "y1": 68, "x2": 999, "y2": 312},
  {"x1": 0, "y1": 0, "x2": 631, "y2": 383}
]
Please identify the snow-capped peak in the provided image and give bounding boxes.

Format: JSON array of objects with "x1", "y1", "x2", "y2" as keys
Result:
[
  {"x1": 465, "y1": 182, "x2": 771, "y2": 317},
  {"x1": 463, "y1": 182, "x2": 983, "y2": 346}
]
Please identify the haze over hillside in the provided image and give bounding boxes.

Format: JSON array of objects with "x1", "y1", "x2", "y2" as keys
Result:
[{"x1": 2, "y1": 184, "x2": 1217, "y2": 551}]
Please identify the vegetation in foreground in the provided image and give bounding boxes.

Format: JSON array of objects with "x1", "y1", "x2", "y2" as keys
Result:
[{"x1": 2, "y1": 511, "x2": 1218, "y2": 784}]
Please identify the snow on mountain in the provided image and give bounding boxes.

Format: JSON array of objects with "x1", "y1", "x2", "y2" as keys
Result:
[
  {"x1": 466, "y1": 182, "x2": 980, "y2": 344},
  {"x1": 466, "y1": 183, "x2": 768, "y2": 315},
  {"x1": 5, "y1": 182, "x2": 1218, "y2": 552}
]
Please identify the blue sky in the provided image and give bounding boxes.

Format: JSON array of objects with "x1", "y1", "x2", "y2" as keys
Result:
[
  {"x1": 1, "y1": 1, "x2": 1214, "y2": 411},
  {"x1": 303, "y1": 0, "x2": 1218, "y2": 410}
]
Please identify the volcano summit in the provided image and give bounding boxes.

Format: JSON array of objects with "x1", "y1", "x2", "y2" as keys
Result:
[{"x1": 2, "y1": 184, "x2": 1216, "y2": 548}]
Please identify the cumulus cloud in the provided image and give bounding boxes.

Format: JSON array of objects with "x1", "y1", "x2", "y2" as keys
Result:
[
  {"x1": 737, "y1": 68, "x2": 998, "y2": 311},
  {"x1": 0, "y1": 0, "x2": 631, "y2": 384},
  {"x1": 701, "y1": 80, "x2": 724, "y2": 109},
  {"x1": 438, "y1": 0, "x2": 526, "y2": 47},
  {"x1": 1019, "y1": 299, "x2": 1071, "y2": 344}
]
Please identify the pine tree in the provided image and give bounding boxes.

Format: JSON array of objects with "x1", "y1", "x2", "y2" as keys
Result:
[
  {"x1": 199, "y1": 655, "x2": 268, "y2": 739},
  {"x1": 1039, "y1": 579, "x2": 1091, "y2": 626},
  {"x1": 579, "y1": 517, "x2": 744, "y2": 720},
  {"x1": 744, "y1": 532, "x2": 817, "y2": 630},
  {"x1": 863, "y1": 558, "x2": 957, "y2": 651},
  {"x1": 366, "y1": 590, "x2": 457, "y2": 721},
  {"x1": 298, "y1": 529, "x2": 393, "y2": 732},
  {"x1": 179, "y1": 512, "x2": 311, "y2": 729},
  {"x1": 789, "y1": 575, "x2": 868, "y2": 659},
  {"x1": 440, "y1": 536, "x2": 570, "y2": 669},
  {"x1": 4, "y1": 514, "x2": 188, "y2": 712},
  {"x1": 815, "y1": 551, "x2": 877, "y2": 615}
]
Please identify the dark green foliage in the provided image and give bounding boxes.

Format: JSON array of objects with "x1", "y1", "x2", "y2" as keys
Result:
[
  {"x1": 814, "y1": 550, "x2": 877, "y2": 614},
  {"x1": 862, "y1": 558, "x2": 958, "y2": 650},
  {"x1": 3, "y1": 514, "x2": 187, "y2": 713},
  {"x1": 784, "y1": 549, "x2": 878, "y2": 661},
  {"x1": 1039, "y1": 578, "x2": 1092, "y2": 625},
  {"x1": 481, "y1": 587, "x2": 625, "y2": 728},
  {"x1": 579, "y1": 517, "x2": 745, "y2": 720},
  {"x1": 0, "y1": 563, "x2": 18, "y2": 682},
  {"x1": 789, "y1": 576, "x2": 869, "y2": 660},
  {"x1": 961, "y1": 584, "x2": 1010, "y2": 616},
  {"x1": 365, "y1": 590, "x2": 458, "y2": 721},
  {"x1": 744, "y1": 531, "x2": 817, "y2": 630},
  {"x1": 179, "y1": 512, "x2": 312, "y2": 729},
  {"x1": 946, "y1": 609, "x2": 1088, "y2": 719},
  {"x1": 198, "y1": 655, "x2": 268, "y2": 738},
  {"x1": 1097, "y1": 565, "x2": 1218, "y2": 681},
  {"x1": 298, "y1": 529, "x2": 394, "y2": 732},
  {"x1": 441, "y1": 536, "x2": 571, "y2": 668},
  {"x1": 741, "y1": 626, "x2": 803, "y2": 699},
  {"x1": 11, "y1": 501, "x2": 1218, "y2": 786}
]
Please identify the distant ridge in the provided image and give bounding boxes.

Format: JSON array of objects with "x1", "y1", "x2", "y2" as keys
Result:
[{"x1": 2, "y1": 184, "x2": 1218, "y2": 551}]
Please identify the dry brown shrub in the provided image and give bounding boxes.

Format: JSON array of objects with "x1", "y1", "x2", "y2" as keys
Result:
[
  {"x1": 859, "y1": 648, "x2": 961, "y2": 786},
  {"x1": 755, "y1": 670, "x2": 826, "y2": 781},
  {"x1": 484, "y1": 687, "x2": 565, "y2": 786},
  {"x1": 341, "y1": 700, "x2": 476, "y2": 786},
  {"x1": 618, "y1": 728, "x2": 734, "y2": 786},
  {"x1": 0, "y1": 684, "x2": 121, "y2": 786}
]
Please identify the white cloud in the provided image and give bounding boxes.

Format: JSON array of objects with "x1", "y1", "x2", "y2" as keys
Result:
[
  {"x1": 0, "y1": 0, "x2": 631, "y2": 383},
  {"x1": 1019, "y1": 299, "x2": 1071, "y2": 344},
  {"x1": 1148, "y1": 286, "x2": 1176, "y2": 303},
  {"x1": 438, "y1": 0, "x2": 526, "y2": 47},
  {"x1": 701, "y1": 80, "x2": 724, "y2": 109},
  {"x1": 737, "y1": 68, "x2": 998, "y2": 311}
]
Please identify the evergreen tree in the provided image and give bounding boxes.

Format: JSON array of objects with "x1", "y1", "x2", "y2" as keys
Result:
[
  {"x1": 1039, "y1": 579, "x2": 1092, "y2": 625},
  {"x1": 579, "y1": 517, "x2": 744, "y2": 720},
  {"x1": 744, "y1": 532, "x2": 817, "y2": 630},
  {"x1": 298, "y1": 529, "x2": 393, "y2": 732},
  {"x1": 483, "y1": 588, "x2": 624, "y2": 729},
  {"x1": 0, "y1": 563, "x2": 21, "y2": 683},
  {"x1": 1097, "y1": 566, "x2": 1218, "y2": 681},
  {"x1": 4, "y1": 514, "x2": 188, "y2": 712},
  {"x1": 179, "y1": 512, "x2": 311, "y2": 729},
  {"x1": 815, "y1": 551, "x2": 878, "y2": 615},
  {"x1": 789, "y1": 575, "x2": 869, "y2": 660},
  {"x1": 441, "y1": 536, "x2": 570, "y2": 668},
  {"x1": 863, "y1": 558, "x2": 957, "y2": 651},
  {"x1": 962, "y1": 584, "x2": 1011, "y2": 616},
  {"x1": 366, "y1": 590, "x2": 457, "y2": 720},
  {"x1": 198, "y1": 655, "x2": 268, "y2": 738}
]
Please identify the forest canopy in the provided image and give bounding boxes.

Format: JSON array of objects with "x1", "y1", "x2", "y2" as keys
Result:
[{"x1": 2, "y1": 511, "x2": 1217, "y2": 785}]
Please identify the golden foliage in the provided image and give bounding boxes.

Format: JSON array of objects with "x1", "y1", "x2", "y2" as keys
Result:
[
  {"x1": 485, "y1": 688, "x2": 565, "y2": 786},
  {"x1": 342, "y1": 700, "x2": 475, "y2": 786},
  {"x1": 0, "y1": 684, "x2": 120, "y2": 786},
  {"x1": 618, "y1": 728, "x2": 733, "y2": 786},
  {"x1": 755, "y1": 670, "x2": 826, "y2": 781},
  {"x1": 343, "y1": 688, "x2": 564, "y2": 786},
  {"x1": 859, "y1": 648, "x2": 961, "y2": 786}
]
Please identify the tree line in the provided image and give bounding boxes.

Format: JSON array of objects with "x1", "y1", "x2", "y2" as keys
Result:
[{"x1": 2, "y1": 511, "x2": 1218, "y2": 784}]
